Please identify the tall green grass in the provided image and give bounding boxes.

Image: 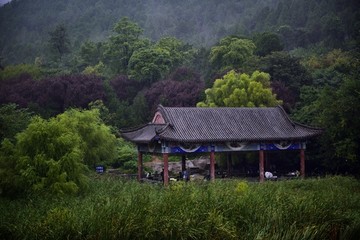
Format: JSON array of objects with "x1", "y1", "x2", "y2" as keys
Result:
[{"x1": 1, "y1": 176, "x2": 359, "y2": 239}]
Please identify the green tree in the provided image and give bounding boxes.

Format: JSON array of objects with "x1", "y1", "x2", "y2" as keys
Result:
[
  {"x1": 294, "y1": 76, "x2": 360, "y2": 175},
  {"x1": 78, "y1": 41, "x2": 103, "y2": 68},
  {"x1": 156, "y1": 37, "x2": 195, "y2": 67},
  {"x1": 197, "y1": 70, "x2": 282, "y2": 107},
  {"x1": 301, "y1": 49, "x2": 353, "y2": 87},
  {"x1": 0, "y1": 108, "x2": 118, "y2": 196},
  {"x1": 291, "y1": 86, "x2": 320, "y2": 125},
  {"x1": 15, "y1": 116, "x2": 87, "y2": 195},
  {"x1": 82, "y1": 61, "x2": 106, "y2": 76},
  {"x1": 48, "y1": 24, "x2": 71, "y2": 61},
  {"x1": 111, "y1": 138, "x2": 137, "y2": 172},
  {"x1": 103, "y1": 17, "x2": 150, "y2": 75},
  {"x1": 128, "y1": 36, "x2": 195, "y2": 84},
  {"x1": 0, "y1": 64, "x2": 42, "y2": 80},
  {"x1": 128, "y1": 47, "x2": 173, "y2": 85},
  {"x1": 56, "y1": 109, "x2": 117, "y2": 168},
  {"x1": 129, "y1": 92, "x2": 149, "y2": 125},
  {"x1": 253, "y1": 32, "x2": 283, "y2": 56},
  {"x1": 321, "y1": 13, "x2": 345, "y2": 48},
  {"x1": 0, "y1": 139, "x2": 21, "y2": 196},
  {"x1": 261, "y1": 51, "x2": 312, "y2": 108},
  {"x1": 0, "y1": 116, "x2": 87, "y2": 196},
  {"x1": 0, "y1": 104, "x2": 32, "y2": 142},
  {"x1": 293, "y1": 50, "x2": 360, "y2": 175},
  {"x1": 209, "y1": 36, "x2": 256, "y2": 72}
]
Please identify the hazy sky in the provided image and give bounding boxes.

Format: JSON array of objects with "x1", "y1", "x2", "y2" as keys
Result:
[{"x1": 0, "y1": 0, "x2": 11, "y2": 6}]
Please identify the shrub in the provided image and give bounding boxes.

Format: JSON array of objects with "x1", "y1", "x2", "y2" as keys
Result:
[{"x1": 0, "y1": 108, "x2": 117, "y2": 197}]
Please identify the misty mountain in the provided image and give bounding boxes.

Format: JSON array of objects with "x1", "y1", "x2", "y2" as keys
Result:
[
  {"x1": 0, "y1": 0, "x2": 359, "y2": 65},
  {"x1": 0, "y1": 0, "x2": 11, "y2": 6}
]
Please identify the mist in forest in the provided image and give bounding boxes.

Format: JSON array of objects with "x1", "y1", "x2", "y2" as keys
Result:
[{"x1": 1, "y1": 0, "x2": 358, "y2": 64}]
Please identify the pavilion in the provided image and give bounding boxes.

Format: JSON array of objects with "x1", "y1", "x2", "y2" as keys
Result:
[{"x1": 121, "y1": 105, "x2": 322, "y2": 185}]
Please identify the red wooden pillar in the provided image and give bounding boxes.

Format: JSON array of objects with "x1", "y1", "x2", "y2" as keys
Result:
[
  {"x1": 259, "y1": 150, "x2": 265, "y2": 182},
  {"x1": 163, "y1": 153, "x2": 169, "y2": 186},
  {"x1": 300, "y1": 148, "x2": 305, "y2": 179},
  {"x1": 210, "y1": 150, "x2": 215, "y2": 181},
  {"x1": 137, "y1": 151, "x2": 143, "y2": 182}
]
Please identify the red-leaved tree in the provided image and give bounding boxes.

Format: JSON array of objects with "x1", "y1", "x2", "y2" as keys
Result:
[{"x1": 144, "y1": 68, "x2": 205, "y2": 113}]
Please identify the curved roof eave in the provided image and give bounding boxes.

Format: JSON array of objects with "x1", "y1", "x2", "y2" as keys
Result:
[
  {"x1": 120, "y1": 123, "x2": 167, "y2": 143},
  {"x1": 121, "y1": 105, "x2": 323, "y2": 144}
]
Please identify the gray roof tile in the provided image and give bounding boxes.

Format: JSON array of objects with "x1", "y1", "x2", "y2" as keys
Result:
[{"x1": 121, "y1": 105, "x2": 322, "y2": 143}]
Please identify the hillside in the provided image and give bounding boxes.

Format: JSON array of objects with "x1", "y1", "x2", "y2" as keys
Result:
[
  {"x1": 0, "y1": 0, "x2": 359, "y2": 180},
  {"x1": 0, "y1": 0, "x2": 359, "y2": 64}
]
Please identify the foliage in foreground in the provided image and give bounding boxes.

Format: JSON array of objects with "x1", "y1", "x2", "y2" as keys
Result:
[
  {"x1": 1, "y1": 176, "x2": 359, "y2": 240},
  {"x1": 0, "y1": 108, "x2": 117, "y2": 196}
]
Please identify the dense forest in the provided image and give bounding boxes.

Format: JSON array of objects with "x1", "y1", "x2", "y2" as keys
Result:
[
  {"x1": 1, "y1": 0, "x2": 359, "y2": 64},
  {"x1": 0, "y1": 0, "x2": 360, "y2": 198}
]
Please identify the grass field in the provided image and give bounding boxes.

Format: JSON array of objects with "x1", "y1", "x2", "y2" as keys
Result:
[{"x1": 1, "y1": 176, "x2": 359, "y2": 240}]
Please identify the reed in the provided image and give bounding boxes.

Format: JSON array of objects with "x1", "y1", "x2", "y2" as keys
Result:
[{"x1": 1, "y1": 176, "x2": 359, "y2": 240}]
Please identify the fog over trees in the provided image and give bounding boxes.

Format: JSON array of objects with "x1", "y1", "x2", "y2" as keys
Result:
[
  {"x1": 0, "y1": 0, "x2": 360, "y2": 198},
  {"x1": 1, "y1": 0, "x2": 359, "y2": 64}
]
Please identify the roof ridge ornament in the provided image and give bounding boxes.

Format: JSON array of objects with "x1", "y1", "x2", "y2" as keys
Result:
[
  {"x1": 153, "y1": 104, "x2": 171, "y2": 124},
  {"x1": 276, "y1": 105, "x2": 296, "y2": 128}
]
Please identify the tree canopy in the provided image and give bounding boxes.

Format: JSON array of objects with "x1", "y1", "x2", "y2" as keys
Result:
[
  {"x1": 197, "y1": 70, "x2": 282, "y2": 107},
  {"x1": 0, "y1": 108, "x2": 117, "y2": 196},
  {"x1": 103, "y1": 17, "x2": 150, "y2": 75},
  {"x1": 209, "y1": 36, "x2": 256, "y2": 72},
  {"x1": 0, "y1": 73, "x2": 106, "y2": 117},
  {"x1": 48, "y1": 24, "x2": 71, "y2": 61},
  {"x1": 0, "y1": 103, "x2": 32, "y2": 142},
  {"x1": 128, "y1": 47, "x2": 173, "y2": 84},
  {"x1": 1, "y1": 0, "x2": 358, "y2": 65},
  {"x1": 253, "y1": 32, "x2": 283, "y2": 56}
]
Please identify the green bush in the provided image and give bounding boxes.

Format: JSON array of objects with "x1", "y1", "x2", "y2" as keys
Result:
[
  {"x1": 0, "y1": 64, "x2": 43, "y2": 80},
  {"x1": 110, "y1": 138, "x2": 137, "y2": 169},
  {"x1": 0, "y1": 108, "x2": 117, "y2": 197}
]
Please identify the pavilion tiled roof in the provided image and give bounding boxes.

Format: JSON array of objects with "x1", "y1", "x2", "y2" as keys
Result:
[{"x1": 121, "y1": 105, "x2": 323, "y2": 143}]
